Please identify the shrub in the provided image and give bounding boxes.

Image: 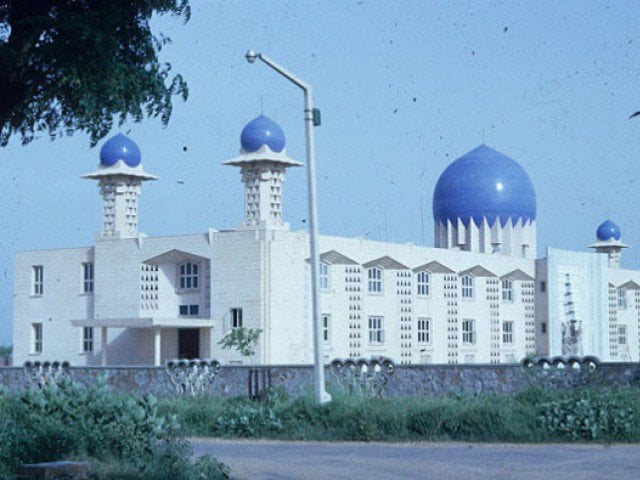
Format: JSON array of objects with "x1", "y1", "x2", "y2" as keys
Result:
[
  {"x1": 166, "y1": 385, "x2": 640, "y2": 444},
  {"x1": 539, "y1": 390, "x2": 636, "y2": 440},
  {"x1": 4, "y1": 378, "x2": 173, "y2": 466},
  {"x1": 0, "y1": 380, "x2": 236, "y2": 479},
  {"x1": 89, "y1": 441, "x2": 233, "y2": 480},
  {"x1": 213, "y1": 397, "x2": 282, "y2": 437}
]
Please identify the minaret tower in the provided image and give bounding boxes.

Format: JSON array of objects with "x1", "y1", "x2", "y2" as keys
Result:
[
  {"x1": 83, "y1": 134, "x2": 157, "y2": 238},
  {"x1": 588, "y1": 220, "x2": 628, "y2": 268},
  {"x1": 223, "y1": 115, "x2": 302, "y2": 230}
]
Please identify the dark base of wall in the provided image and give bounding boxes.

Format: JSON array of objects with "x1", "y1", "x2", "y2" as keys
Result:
[{"x1": 1, "y1": 364, "x2": 639, "y2": 398}]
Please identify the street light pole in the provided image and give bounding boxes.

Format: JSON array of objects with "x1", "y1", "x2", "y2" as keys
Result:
[{"x1": 245, "y1": 50, "x2": 331, "y2": 404}]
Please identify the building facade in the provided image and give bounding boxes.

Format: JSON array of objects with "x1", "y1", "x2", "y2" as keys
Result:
[{"x1": 12, "y1": 116, "x2": 640, "y2": 366}]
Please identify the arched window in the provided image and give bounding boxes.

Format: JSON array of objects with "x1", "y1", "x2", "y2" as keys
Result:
[
  {"x1": 368, "y1": 267, "x2": 383, "y2": 293},
  {"x1": 179, "y1": 262, "x2": 199, "y2": 290},
  {"x1": 461, "y1": 275, "x2": 473, "y2": 299},
  {"x1": 416, "y1": 271, "x2": 430, "y2": 296}
]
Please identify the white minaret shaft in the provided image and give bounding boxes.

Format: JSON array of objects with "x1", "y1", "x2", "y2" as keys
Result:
[
  {"x1": 241, "y1": 162, "x2": 286, "y2": 228},
  {"x1": 98, "y1": 176, "x2": 142, "y2": 238}
]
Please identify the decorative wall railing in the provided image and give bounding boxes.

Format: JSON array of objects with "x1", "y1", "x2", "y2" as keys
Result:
[
  {"x1": 164, "y1": 359, "x2": 221, "y2": 396},
  {"x1": 329, "y1": 357, "x2": 395, "y2": 397}
]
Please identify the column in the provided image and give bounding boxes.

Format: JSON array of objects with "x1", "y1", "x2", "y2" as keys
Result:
[
  {"x1": 101, "y1": 327, "x2": 108, "y2": 366},
  {"x1": 208, "y1": 327, "x2": 215, "y2": 360},
  {"x1": 154, "y1": 328, "x2": 162, "y2": 366}
]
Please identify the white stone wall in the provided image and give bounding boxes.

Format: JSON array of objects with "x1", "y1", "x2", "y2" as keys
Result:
[
  {"x1": 545, "y1": 248, "x2": 609, "y2": 360},
  {"x1": 13, "y1": 247, "x2": 96, "y2": 365},
  {"x1": 312, "y1": 234, "x2": 535, "y2": 365},
  {"x1": 14, "y1": 227, "x2": 640, "y2": 367},
  {"x1": 606, "y1": 266, "x2": 640, "y2": 362}
]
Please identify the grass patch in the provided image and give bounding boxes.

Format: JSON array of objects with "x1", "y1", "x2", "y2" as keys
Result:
[{"x1": 162, "y1": 385, "x2": 640, "y2": 443}]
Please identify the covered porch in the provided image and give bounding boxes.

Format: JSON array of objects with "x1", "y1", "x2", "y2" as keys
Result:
[{"x1": 71, "y1": 317, "x2": 217, "y2": 366}]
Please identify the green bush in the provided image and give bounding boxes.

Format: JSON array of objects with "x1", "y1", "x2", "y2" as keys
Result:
[
  {"x1": 214, "y1": 397, "x2": 283, "y2": 437},
  {"x1": 0, "y1": 381, "x2": 236, "y2": 479},
  {"x1": 539, "y1": 389, "x2": 637, "y2": 440},
  {"x1": 89, "y1": 442, "x2": 233, "y2": 480},
  {"x1": 166, "y1": 386, "x2": 640, "y2": 443},
  {"x1": 1, "y1": 379, "x2": 172, "y2": 467}
]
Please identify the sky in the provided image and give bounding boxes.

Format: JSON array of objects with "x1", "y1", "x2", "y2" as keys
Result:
[{"x1": 0, "y1": 1, "x2": 639, "y2": 346}]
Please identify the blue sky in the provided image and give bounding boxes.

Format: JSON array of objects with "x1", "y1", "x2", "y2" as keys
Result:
[{"x1": 0, "y1": 1, "x2": 639, "y2": 346}]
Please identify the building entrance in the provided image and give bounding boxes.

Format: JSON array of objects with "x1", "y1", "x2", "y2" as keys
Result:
[{"x1": 178, "y1": 328, "x2": 200, "y2": 359}]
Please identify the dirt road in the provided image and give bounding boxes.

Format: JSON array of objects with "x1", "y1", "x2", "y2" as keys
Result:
[{"x1": 191, "y1": 439, "x2": 640, "y2": 480}]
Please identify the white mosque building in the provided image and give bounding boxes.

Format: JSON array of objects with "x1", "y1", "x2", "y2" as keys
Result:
[{"x1": 12, "y1": 116, "x2": 640, "y2": 366}]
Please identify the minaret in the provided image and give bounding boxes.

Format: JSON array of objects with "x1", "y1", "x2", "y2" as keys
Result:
[
  {"x1": 588, "y1": 219, "x2": 628, "y2": 268},
  {"x1": 83, "y1": 134, "x2": 157, "y2": 238},
  {"x1": 223, "y1": 115, "x2": 302, "y2": 230}
]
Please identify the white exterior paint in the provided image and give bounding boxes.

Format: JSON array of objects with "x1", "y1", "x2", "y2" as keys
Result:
[
  {"x1": 11, "y1": 133, "x2": 640, "y2": 366},
  {"x1": 14, "y1": 225, "x2": 639, "y2": 366}
]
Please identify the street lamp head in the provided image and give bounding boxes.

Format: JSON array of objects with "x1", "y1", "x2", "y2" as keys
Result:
[{"x1": 245, "y1": 50, "x2": 258, "y2": 63}]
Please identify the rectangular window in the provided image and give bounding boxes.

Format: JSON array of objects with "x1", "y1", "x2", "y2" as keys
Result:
[
  {"x1": 417, "y1": 317, "x2": 431, "y2": 343},
  {"x1": 502, "y1": 320, "x2": 514, "y2": 344},
  {"x1": 82, "y1": 327, "x2": 94, "y2": 353},
  {"x1": 368, "y1": 316, "x2": 384, "y2": 345},
  {"x1": 541, "y1": 322, "x2": 547, "y2": 334},
  {"x1": 319, "y1": 262, "x2": 329, "y2": 290},
  {"x1": 368, "y1": 267, "x2": 382, "y2": 293},
  {"x1": 179, "y1": 305, "x2": 199, "y2": 316},
  {"x1": 462, "y1": 319, "x2": 475, "y2": 344},
  {"x1": 461, "y1": 275, "x2": 473, "y2": 299},
  {"x1": 32, "y1": 323, "x2": 43, "y2": 354},
  {"x1": 501, "y1": 278, "x2": 514, "y2": 302},
  {"x1": 617, "y1": 288, "x2": 627, "y2": 310},
  {"x1": 231, "y1": 308, "x2": 243, "y2": 328},
  {"x1": 416, "y1": 272, "x2": 430, "y2": 296},
  {"x1": 82, "y1": 262, "x2": 94, "y2": 293},
  {"x1": 618, "y1": 325, "x2": 627, "y2": 345},
  {"x1": 322, "y1": 314, "x2": 330, "y2": 343},
  {"x1": 179, "y1": 262, "x2": 198, "y2": 290},
  {"x1": 32, "y1": 266, "x2": 44, "y2": 295},
  {"x1": 540, "y1": 281, "x2": 546, "y2": 293}
]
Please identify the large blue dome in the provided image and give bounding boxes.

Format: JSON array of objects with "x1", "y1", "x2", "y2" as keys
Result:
[
  {"x1": 99, "y1": 134, "x2": 141, "y2": 167},
  {"x1": 433, "y1": 145, "x2": 536, "y2": 227},
  {"x1": 240, "y1": 115, "x2": 285, "y2": 153},
  {"x1": 596, "y1": 219, "x2": 621, "y2": 241}
]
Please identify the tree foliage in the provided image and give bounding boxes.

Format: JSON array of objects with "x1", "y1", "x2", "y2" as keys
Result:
[
  {"x1": 218, "y1": 327, "x2": 263, "y2": 358},
  {"x1": 0, "y1": 0, "x2": 190, "y2": 146}
]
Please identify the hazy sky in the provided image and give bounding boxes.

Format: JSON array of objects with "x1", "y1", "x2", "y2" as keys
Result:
[{"x1": 1, "y1": 1, "x2": 639, "y2": 345}]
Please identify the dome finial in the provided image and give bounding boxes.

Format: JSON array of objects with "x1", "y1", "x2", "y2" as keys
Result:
[
  {"x1": 240, "y1": 115, "x2": 286, "y2": 153},
  {"x1": 99, "y1": 133, "x2": 142, "y2": 167},
  {"x1": 596, "y1": 219, "x2": 621, "y2": 241}
]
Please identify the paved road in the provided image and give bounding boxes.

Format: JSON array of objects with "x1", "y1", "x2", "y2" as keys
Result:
[{"x1": 191, "y1": 439, "x2": 640, "y2": 480}]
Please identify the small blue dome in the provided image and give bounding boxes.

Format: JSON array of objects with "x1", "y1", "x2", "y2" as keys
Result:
[
  {"x1": 240, "y1": 115, "x2": 285, "y2": 153},
  {"x1": 596, "y1": 219, "x2": 621, "y2": 241},
  {"x1": 433, "y1": 145, "x2": 536, "y2": 227},
  {"x1": 99, "y1": 134, "x2": 142, "y2": 167}
]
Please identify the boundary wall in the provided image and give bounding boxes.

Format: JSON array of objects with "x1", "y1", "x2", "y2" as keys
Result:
[{"x1": 1, "y1": 364, "x2": 639, "y2": 398}]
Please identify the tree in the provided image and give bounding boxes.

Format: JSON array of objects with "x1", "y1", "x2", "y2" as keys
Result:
[
  {"x1": 0, "y1": 0, "x2": 190, "y2": 147},
  {"x1": 218, "y1": 328, "x2": 263, "y2": 360}
]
